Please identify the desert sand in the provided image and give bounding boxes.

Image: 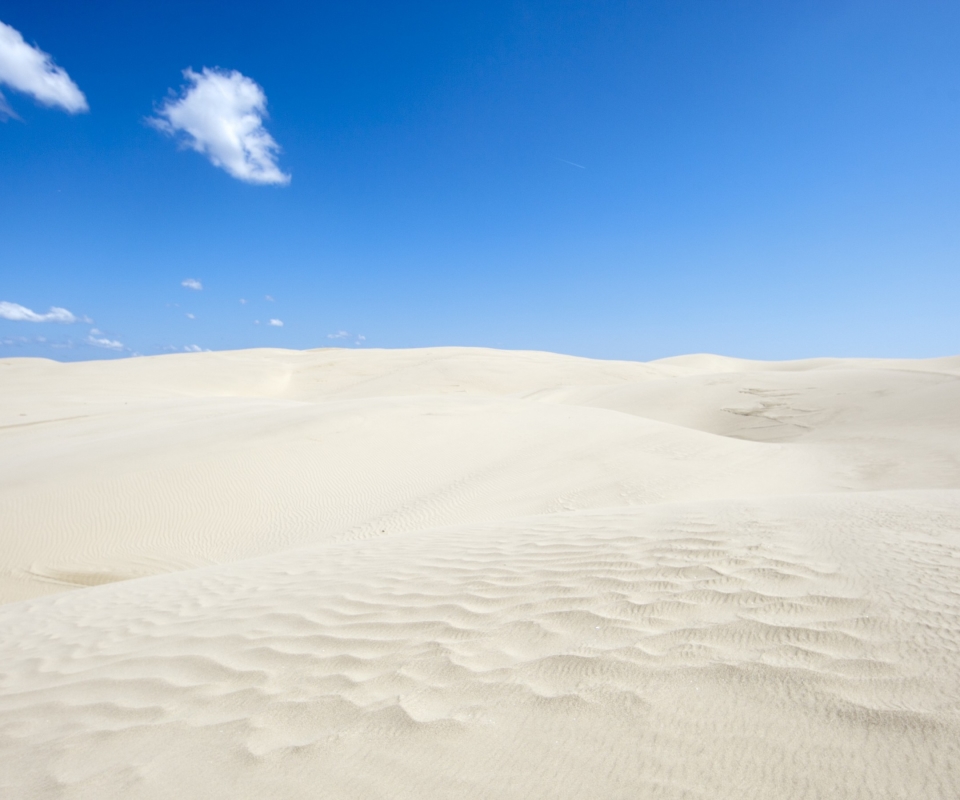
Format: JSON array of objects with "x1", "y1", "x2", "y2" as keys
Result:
[{"x1": 1, "y1": 346, "x2": 959, "y2": 798}]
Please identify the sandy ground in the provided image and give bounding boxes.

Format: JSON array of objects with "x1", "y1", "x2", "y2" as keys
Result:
[{"x1": 1, "y1": 346, "x2": 959, "y2": 798}]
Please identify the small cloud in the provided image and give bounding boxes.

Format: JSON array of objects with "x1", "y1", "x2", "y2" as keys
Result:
[
  {"x1": 87, "y1": 334, "x2": 124, "y2": 351},
  {"x1": 185, "y1": 313, "x2": 195, "y2": 319},
  {"x1": 239, "y1": 298, "x2": 246, "y2": 304},
  {"x1": 149, "y1": 67, "x2": 290, "y2": 185},
  {"x1": 0, "y1": 21, "x2": 88, "y2": 117},
  {"x1": 181, "y1": 278, "x2": 202, "y2": 290},
  {"x1": 265, "y1": 294, "x2": 274, "y2": 302},
  {"x1": 553, "y1": 156, "x2": 586, "y2": 169},
  {"x1": 0, "y1": 301, "x2": 86, "y2": 323},
  {"x1": 268, "y1": 318, "x2": 283, "y2": 327},
  {"x1": 184, "y1": 344, "x2": 202, "y2": 352},
  {"x1": 89, "y1": 327, "x2": 101, "y2": 335},
  {"x1": 253, "y1": 319, "x2": 260, "y2": 325},
  {"x1": 0, "y1": 336, "x2": 55, "y2": 347},
  {"x1": 327, "y1": 330, "x2": 348, "y2": 339}
]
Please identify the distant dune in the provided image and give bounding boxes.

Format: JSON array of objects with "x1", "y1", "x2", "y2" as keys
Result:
[{"x1": 1, "y1": 347, "x2": 959, "y2": 798}]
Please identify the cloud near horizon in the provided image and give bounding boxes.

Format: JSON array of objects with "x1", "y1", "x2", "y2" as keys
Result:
[
  {"x1": 328, "y1": 330, "x2": 366, "y2": 345},
  {"x1": 87, "y1": 334, "x2": 124, "y2": 351},
  {"x1": 150, "y1": 67, "x2": 290, "y2": 185},
  {"x1": 0, "y1": 20, "x2": 88, "y2": 118},
  {"x1": 0, "y1": 301, "x2": 85, "y2": 323}
]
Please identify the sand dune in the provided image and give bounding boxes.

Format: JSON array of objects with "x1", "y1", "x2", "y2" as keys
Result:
[{"x1": 1, "y1": 347, "x2": 959, "y2": 798}]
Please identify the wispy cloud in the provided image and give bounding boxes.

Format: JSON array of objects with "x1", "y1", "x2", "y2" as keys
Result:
[
  {"x1": 185, "y1": 313, "x2": 195, "y2": 319},
  {"x1": 150, "y1": 67, "x2": 290, "y2": 185},
  {"x1": 184, "y1": 344, "x2": 202, "y2": 352},
  {"x1": 553, "y1": 156, "x2": 585, "y2": 169},
  {"x1": 0, "y1": 301, "x2": 86, "y2": 323},
  {"x1": 0, "y1": 20, "x2": 88, "y2": 118},
  {"x1": 265, "y1": 295, "x2": 274, "y2": 301},
  {"x1": 328, "y1": 330, "x2": 366, "y2": 346},
  {"x1": 268, "y1": 318, "x2": 283, "y2": 327},
  {"x1": 181, "y1": 278, "x2": 202, "y2": 290},
  {"x1": 87, "y1": 334, "x2": 124, "y2": 351},
  {"x1": 1, "y1": 334, "x2": 46, "y2": 347}
]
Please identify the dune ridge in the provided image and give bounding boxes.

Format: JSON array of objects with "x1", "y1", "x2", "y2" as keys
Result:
[{"x1": 1, "y1": 347, "x2": 959, "y2": 798}]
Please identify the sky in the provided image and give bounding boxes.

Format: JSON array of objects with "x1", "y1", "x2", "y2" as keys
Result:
[{"x1": 1, "y1": 0, "x2": 959, "y2": 362}]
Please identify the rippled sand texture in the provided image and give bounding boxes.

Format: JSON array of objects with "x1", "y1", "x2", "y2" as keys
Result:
[{"x1": 1, "y1": 348, "x2": 960, "y2": 798}]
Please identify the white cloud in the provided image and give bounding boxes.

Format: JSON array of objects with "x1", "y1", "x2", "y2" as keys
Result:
[
  {"x1": 87, "y1": 334, "x2": 124, "y2": 351},
  {"x1": 0, "y1": 301, "x2": 84, "y2": 323},
  {"x1": 185, "y1": 313, "x2": 195, "y2": 319},
  {"x1": 184, "y1": 344, "x2": 202, "y2": 352},
  {"x1": 0, "y1": 21, "x2": 88, "y2": 116},
  {"x1": 265, "y1": 294, "x2": 274, "y2": 301},
  {"x1": 181, "y1": 278, "x2": 202, "y2": 290},
  {"x1": 239, "y1": 298, "x2": 247, "y2": 304},
  {"x1": 268, "y1": 318, "x2": 283, "y2": 327},
  {"x1": 150, "y1": 67, "x2": 290, "y2": 185}
]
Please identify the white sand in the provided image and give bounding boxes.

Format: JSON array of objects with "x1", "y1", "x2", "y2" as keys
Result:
[{"x1": 1, "y1": 347, "x2": 959, "y2": 797}]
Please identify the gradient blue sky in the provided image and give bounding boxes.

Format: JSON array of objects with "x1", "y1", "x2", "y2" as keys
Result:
[{"x1": 2, "y1": 0, "x2": 959, "y2": 361}]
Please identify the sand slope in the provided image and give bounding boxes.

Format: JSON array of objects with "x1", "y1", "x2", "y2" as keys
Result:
[{"x1": 1, "y1": 347, "x2": 959, "y2": 798}]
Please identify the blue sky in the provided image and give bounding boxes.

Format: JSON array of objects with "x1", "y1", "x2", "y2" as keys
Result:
[{"x1": 1, "y1": 0, "x2": 959, "y2": 361}]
